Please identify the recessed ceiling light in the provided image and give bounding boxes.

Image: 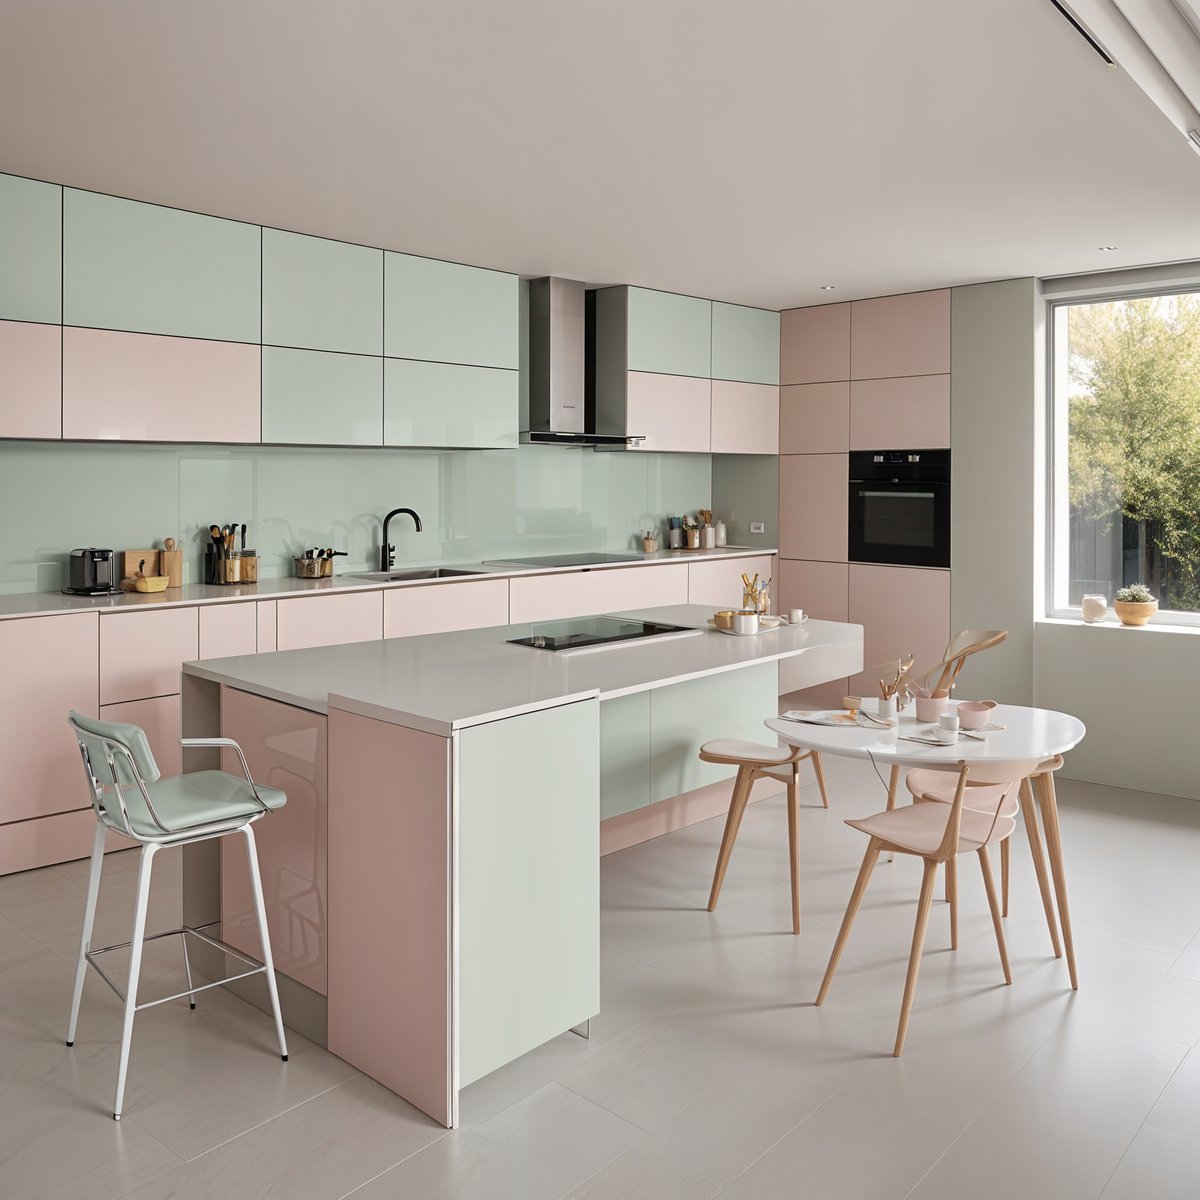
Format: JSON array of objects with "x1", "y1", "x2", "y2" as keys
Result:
[
  {"x1": 819, "y1": 285, "x2": 837, "y2": 290},
  {"x1": 1098, "y1": 245, "x2": 1119, "y2": 251}
]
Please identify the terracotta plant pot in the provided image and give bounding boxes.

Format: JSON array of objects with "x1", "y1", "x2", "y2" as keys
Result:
[{"x1": 1114, "y1": 599, "x2": 1158, "y2": 626}]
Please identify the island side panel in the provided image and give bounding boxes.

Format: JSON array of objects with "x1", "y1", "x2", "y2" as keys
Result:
[
  {"x1": 456, "y1": 698, "x2": 600, "y2": 1089},
  {"x1": 327, "y1": 708, "x2": 453, "y2": 1128}
]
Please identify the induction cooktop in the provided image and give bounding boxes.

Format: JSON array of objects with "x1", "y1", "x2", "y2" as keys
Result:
[{"x1": 508, "y1": 616, "x2": 700, "y2": 653}]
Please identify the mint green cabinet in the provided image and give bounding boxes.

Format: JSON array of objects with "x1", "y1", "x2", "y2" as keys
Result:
[
  {"x1": 599, "y1": 692, "x2": 652, "y2": 819},
  {"x1": 0, "y1": 174, "x2": 61, "y2": 324},
  {"x1": 63, "y1": 189, "x2": 260, "y2": 342},
  {"x1": 384, "y1": 358, "x2": 517, "y2": 448},
  {"x1": 712, "y1": 302, "x2": 780, "y2": 385},
  {"x1": 627, "y1": 287, "x2": 712, "y2": 378},
  {"x1": 262, "y1": 347, "x2": 382, "y2": 446},
  {"x1": 649, "y1": 663, "x2": 778, "y2": 803},
  {"x1": 384, "y1": 253, "x2": 518, "y2": 369},
  {"x1": 262, "y1": 229, "x2": 382, "y2": 355}
]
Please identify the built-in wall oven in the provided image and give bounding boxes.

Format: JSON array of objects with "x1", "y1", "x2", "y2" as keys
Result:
[{"x1": 848, "y1": 450, "x2": 950, "y2": 569}]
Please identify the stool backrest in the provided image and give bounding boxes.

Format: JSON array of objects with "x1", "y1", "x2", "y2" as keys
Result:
[{"x1": 68, "y1": 710, "x2": 162, "y2": 836}]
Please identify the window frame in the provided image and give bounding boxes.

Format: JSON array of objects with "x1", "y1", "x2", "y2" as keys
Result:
[{"x1": 1046, "y1": 281, "x2": 1200, "y2": 628}]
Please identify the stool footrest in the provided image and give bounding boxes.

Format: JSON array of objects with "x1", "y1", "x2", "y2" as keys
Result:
[{"x1": 85, "y1": 924, "x2": 269, "y2": 1011}]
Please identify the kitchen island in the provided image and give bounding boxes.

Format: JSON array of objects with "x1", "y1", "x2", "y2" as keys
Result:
[{"x1": 180, "y1": 604, "x2": 861, "y2": 1127}]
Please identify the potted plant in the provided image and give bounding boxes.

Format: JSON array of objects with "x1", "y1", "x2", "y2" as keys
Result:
[{"x1": 1114, "y1": 583, "x2": 1158, "y2": 626}]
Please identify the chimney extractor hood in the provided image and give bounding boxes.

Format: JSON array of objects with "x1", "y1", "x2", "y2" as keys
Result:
[{"x1": 523, "y1": 277, "x2": 644, "y2": 447}]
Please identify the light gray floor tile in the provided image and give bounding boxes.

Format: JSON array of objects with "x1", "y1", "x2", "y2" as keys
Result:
[{"x1": 1100, "y1": 1126, "x2": 1200, "y2": 1199}]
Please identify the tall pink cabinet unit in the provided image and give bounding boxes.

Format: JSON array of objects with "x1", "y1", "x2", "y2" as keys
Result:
[{"x1": 778, "y1": 290, "x2": 951, "y2": 702}]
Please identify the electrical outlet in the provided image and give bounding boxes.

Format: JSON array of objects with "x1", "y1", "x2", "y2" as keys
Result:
[{"x1": 749, "y1": 522, "x2": 765, "y2": 535}]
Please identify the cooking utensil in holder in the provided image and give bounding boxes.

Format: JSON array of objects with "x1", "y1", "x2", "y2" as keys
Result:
[
  {"x1": 294, "y1": 556, "x2": 332, "y2": 579},
  {"x1": 205, "y1": 545, "x2": 258, "y2": 585}
]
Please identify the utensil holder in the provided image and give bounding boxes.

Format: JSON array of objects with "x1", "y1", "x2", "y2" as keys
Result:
[
  {"x1": 161, "y1": 550, "x2": 183, "y2": 589},
  {"x1": 294, "y1": 557, "x2": 332, "y2": 579},
  {"x1": 668, "y1": 528, "x2": 682, "y2": 549},
  {"x1": 205, "y1": 546, "x2": 258, "y2": 586}
]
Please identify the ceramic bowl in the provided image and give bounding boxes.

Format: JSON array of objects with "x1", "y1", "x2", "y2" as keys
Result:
[
  {"x1": 956, "y1": 700, "x2": 998, "y2": 730},
  {"x1": 914, "y1": 694, "x2": 948, "y2": 723},
  {"x1": 713, "y1": 610, "x2": 735, "y2": 631},
  {"x1": 133, "y1": 575, "x2": 169, "y2": 593}
]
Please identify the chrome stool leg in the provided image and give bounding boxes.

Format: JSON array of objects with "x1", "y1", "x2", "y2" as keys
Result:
[
  {"x1": 113, "y1": 843, "x2": 158, "y2": 1120},
  {"x1": 66, "y1": 822, "x2": 107, "y2": 1047},
  {"x1": 244, "y1": 825, "x2": 288, "y2": 1062},
  {"x1": 180, "y1": 931, "x2": 198, "y2": 1010}
]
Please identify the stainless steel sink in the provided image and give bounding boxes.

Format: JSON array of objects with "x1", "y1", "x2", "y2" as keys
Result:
[{"x1": 346, "y1": 567, "x2": 485, "y2": 582}]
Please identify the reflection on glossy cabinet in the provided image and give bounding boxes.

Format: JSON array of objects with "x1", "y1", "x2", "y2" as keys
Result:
[
  {"x1": 780, "y1": 303, "x2": 850, "y2": 385},
  {"x1": 100, "y1": 695, "x2": 182, "y2": 779},
  {"x1": 383, "y1": 578, "x2": 508, "y2": 639},
  {"x1": 626, "y1": 372, "x2": 711, "y2": 453},
  {"x1": 710, "y1": 381, "x2": 778, "y2": 454},
  {"x1": 711, "y1": 302, "x2": 779, "y2": 385},
  {"x1": 626, "y1": 287, "x2": 712, "y2": 378},
  {"x1": 262, "y1": 228, "x2": 382, "y2": 355},
  {"x1": 687, "y1": 555, "x2": 774, "y2": 609},
  {"x1": 850, "y1": 289, "x2": 951, "y2": 380},
  {"x1": 0, "y1": 173, "x2": 61, "y2": 324},
  {"x1": 0, "y1": 612, "x2": 99, "y2": 824},
  {"x1": 779, "y1": 454, "x2": 848, "y2": 562},
  {"x1": 220, "y1": 686, "x2": 329, "y2": 994},
  {"x1": 199, "y1": 602, "x2": 259, "y2": 660},
  {"x1": 99, "y1": 607, "x2": 199, "y2": 705},
  {"x1": 262, "y1": 346, "x2": 383, "y2": 447},
  {"x1": 849, "y1": 374, "x2": 950, "y2": 450},
  {"x1": 383, "y1": 359, "x2": 517, "y2": 448},
  {"x1": 508, "y1": 564, "x2": 688, "y2": 624},
  {"x1": 0, "y1": 320, "x2": 61, "y2": 438},
  {"x1": 63, "y1": 188, "x2": 260, "y2": 343},
  {"x1": 276, "y1": 590, "x2": 383, "y2": 651},
  {"x1": 62, "y1": 327, "x2": 261, "y2": 443}
]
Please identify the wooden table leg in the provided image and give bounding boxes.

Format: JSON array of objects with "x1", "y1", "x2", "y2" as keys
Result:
[
  {"x1": 1036, "y1": 771, "x2": 1078, "y2": 989},
  {"x1": 1019, "y1": 777, "x2": 1061, "y2": 959}
]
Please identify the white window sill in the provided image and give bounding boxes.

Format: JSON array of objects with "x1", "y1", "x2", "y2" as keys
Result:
[{"x1": 1037, "y1": 615, "x2": 1200, "y2": 637}]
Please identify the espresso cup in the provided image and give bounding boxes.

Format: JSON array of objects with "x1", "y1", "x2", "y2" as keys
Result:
[
  {"x1": 788, "y1": 608, "x2": 807, "y2": 625},
  {"x1": 936, "y1": 712, "x2": 960, "y2": 743}
]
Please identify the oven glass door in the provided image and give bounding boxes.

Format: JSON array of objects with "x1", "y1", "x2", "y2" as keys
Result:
[{"x1": 848, "y1": 480, "x2": 949, "y2": 568}]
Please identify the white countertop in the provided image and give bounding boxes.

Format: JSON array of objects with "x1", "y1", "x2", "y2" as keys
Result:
[
  {"x1": 183, "y1": 604, "x2": 863, "y2": 737},
  {"x1": 0, "y1": 545, "x2": 774, "y2": 621}
]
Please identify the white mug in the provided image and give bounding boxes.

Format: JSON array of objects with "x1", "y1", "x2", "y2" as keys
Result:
[
  {"x1": 878, "y1": 695, "x2": 897, "y2": 722},
  {"x1": 732, "y1": 610, "x2": 759, "y2": 635},
  {"x1": 788, "y1": 608, "x2": 807, "y2": 625},
  {"x1": 935, "y1": 712, "x2": 960, "y2": 743}
]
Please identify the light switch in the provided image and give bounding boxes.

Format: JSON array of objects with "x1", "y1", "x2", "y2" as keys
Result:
[{"x1": 750, "y1": 522, "x2": 765, "y2": 534}]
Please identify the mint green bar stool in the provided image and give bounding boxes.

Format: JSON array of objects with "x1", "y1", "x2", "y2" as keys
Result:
[{"x1": 65, "y1": 711, "x2": 289, "y2": 1121}]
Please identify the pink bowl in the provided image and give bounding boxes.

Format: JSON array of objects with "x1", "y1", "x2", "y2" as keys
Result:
[
  {"x1": 914, "y1": 695, "x2": 948, "y2": 723},
  {"x1": 957, "y1": 700, "x2": 998, "y2": 730}
]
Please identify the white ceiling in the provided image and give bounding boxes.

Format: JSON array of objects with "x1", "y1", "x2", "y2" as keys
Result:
[{"x1": 2, "y1": 0, "x2": 1199, "y2": 309}]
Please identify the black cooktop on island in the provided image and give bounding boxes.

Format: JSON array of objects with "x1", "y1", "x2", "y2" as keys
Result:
[
  {"x1": 484, "y1": 552, "x2": 642, "y2": 569},
  {"x1": 509, "y1": 616, "x2": 699, "y2": 653}
]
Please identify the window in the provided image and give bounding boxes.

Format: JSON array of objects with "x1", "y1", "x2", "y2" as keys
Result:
[{"x1": 1050, "y1": 288, "x2": 1200, "y2": 621}]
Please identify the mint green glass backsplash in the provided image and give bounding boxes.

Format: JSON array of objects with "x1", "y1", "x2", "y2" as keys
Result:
[{"x1": 0, "y1": 442, "x2": 712, "y2": 592}]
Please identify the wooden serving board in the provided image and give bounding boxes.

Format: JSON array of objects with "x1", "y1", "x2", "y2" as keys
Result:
[{"x1": 122, "y1": 549, "x2": 161, "y2": 579}]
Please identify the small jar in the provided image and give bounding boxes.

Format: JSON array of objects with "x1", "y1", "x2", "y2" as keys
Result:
[
  {"x1": 668, "y1": 527, "x2": 683, "y2": 549},
  {"x1": 702, "y1": 525, "x2": 716, "y2": 549},
  {"x1": 686, "y1": 528, "x2": 700, "y2": 549},
  {"x1": 1081, "y1": 594, "x2": 1108, "y2": 623},
  {"x1": 715, "y1": 520, "x2": 727, "y2": 546}
]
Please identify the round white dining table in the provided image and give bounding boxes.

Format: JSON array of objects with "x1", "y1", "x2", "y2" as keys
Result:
[{"x1": 765, "y1": 702, "x2": 1087, "y2": 988}]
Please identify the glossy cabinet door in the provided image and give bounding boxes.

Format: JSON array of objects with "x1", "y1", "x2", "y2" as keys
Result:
[
  {"x1": 850, "y1": 289, "x2": 951, "y2": 380},
  {"x1": 62, "y1": 327, "x2": 260, "y2": 443},
  {"x1": 711, "y1": 302, "x2": 779, "y2": 384},
  {"x1": 778, "y1": 560, "x2": 849, "y2": 703},
  {"x1": 0, "y1": 173, "x2": 61, "y2": 324},
  {"x1": 383, "y1": 578, "x2": 508, "y2": 639},
  {"x1": 262, "y1": 346, "x2": 383, "y2": 446},
  {"x1": 780, "y1": 303, "x2": 850, "y2": 385},
  {"x1": 626, "y1": 287, "x2": 712, "y2": 378},
  {"x1": 276, "y1": 590, "x2": 383, "y2": 651},
  {"x1": 599, "y1": 692, "x2": 652, "y2": 820},
  {"x1": 383, "y1": 358, "x2": 518, "y2": 448},
  {"x1": 849, "y1": 374, "x2": 951, "y2": 450},
  {"x1": 63, "y1": 188, "x2": 260, "y2": 342},
  {"x1": 0, "y1": 612, "x2": 99, "y2": 824},
  {"x1": 99, "y1": 607, "x2": 199, "y2": 704},
  {"x1": 256, "y1": 601, "x2": 278, "y2": 652},
  {"x1": 262, "y1": 228, "x2": 383, "y2": 355},
  {"x1": 384, "y1": 253, "x2": 518, "y2": 369},
  {"x1": 710, "y1": 381, "x2": 779, "y2": 454},
  {"x1": 0, "y1": 320, "x2": 61, "y2": 438},
  {"x1": 508, "y1": 563, "x2": 689, "y2": 624},
  {"x1": 626, "y1": 372, "x2": 711, "y2": 453},
  {"x1": 100, "y1": 694, "x2": 182, "y2": 778},
  {"x1": 687, "y1": 555, "x2": 774, "y2": 609},
  {"x1": 198, "y1": 601, "x2": 259, "y2": 660},
  {"x1": 779, "y1": 382, "x2": 849, "y2": 454},
  {"x1": 779, "y1": 453, "x2": 848, "y2": 562}
]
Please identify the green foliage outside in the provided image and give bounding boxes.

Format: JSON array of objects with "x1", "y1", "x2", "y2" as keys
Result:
[{"x1": 1068, "y1": 294, "x2": 1200, "y2": 611}]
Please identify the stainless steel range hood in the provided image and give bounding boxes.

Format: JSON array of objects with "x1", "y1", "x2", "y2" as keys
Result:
[{"x1": 523, "y1": 277, "x2": 644, "y2": 447}]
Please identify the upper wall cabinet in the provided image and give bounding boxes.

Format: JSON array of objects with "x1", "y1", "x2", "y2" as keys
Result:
[
  {"x1": 0, "y1": 174, "x2": 61, "y2": 325},
  {"x1": 711, "y1": 302, "x2": 779, "y2": 385},
  {"x1": 63, "y1": 189, "x2": 260, "y2": 343},
  {"x1": 625, "y1": 287, "x2": 711, "y2": 378},
  {"x1": 384, "y1": 359, "x2": 518, "y2": 449},
  {"x1": 262, "y1": 347, "x2": 382, "y2": 446},
  {"x1": 262, "y1": 229, "x2": 383, "y2": 355},
  {"x1": 849, "y1": 289, "x2": 950, "y2": 380},
  {"x1": 384, "y1": 253, "x2": 518, "y2": 369},
  {"x1": 779, "y1": 303, "x2": 850, "y2": 385}
]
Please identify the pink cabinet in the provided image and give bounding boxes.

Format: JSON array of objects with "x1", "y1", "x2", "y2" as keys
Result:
[
  {"x1": 0, "y1": 612, "x2": 99, "y2": 824},
  {"x1": 275, "y1": 590, "x2": 383, "y2": 652},
  {"x1": 780, "y1": 303, "x2": 850, "y2": 385},
  {"x1": 198, "y1": 601, "x2": 258, "y2": 660},
  {"x1": 779, "y1": 453, "x2": 848, "y2": 563},
  {"x1": 847, "y1": 563, "x2": 949, "y2": 698},
  {"x1": 383, "y1": 578, "x2": 508, "y2": 639},
  {"x1": 100, "y1": 694, "x2": 182, "y2": 779},
  {"x1": 0, "y1": 320, "x2": 61, "y2": 439},
  {"x1": 99, "y1": 606, "x2": 199, "y2": 704},
  {"x1": 0, "y1": 809, "x2": 124, "y2": 877},
  {"x1": 508, "y1": 564, "x2": 689, "y2": 624},
  {"x1": 850, "y1": 375, "x2": 950, "y2": 450},
  {"x1": 626, "y1": 372, "x2": 711, "y2": 453},
  {"x1": 850, "y1": 290, "x2": 950, "y2": 380},
  {"x1": 779, "y1": 382, "x2": 849, "y2": 454},
  {"x1": 220, "y1": 686, "x2": 328, "y2": 995},
  {"x1": 710, "y1": 382, "x2": 778, "y2": 454},
  {"x1": 687, "y1": 555, "x2": 774, "y2": 609},
  {"x1": 62, "y1": 327, "x2": 260, "y2": 443},
  {"x1": 778, "y1": 561, "x2": 849, "y2": 703},
  {"x1": 256, "y1": 601, "x2": 277, "y2": 653}
]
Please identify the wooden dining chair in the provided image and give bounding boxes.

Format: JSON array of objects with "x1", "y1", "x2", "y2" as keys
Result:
[
  {"x1": 701, "y1": 739, "x2": 828, "y2": 934},
  {"x1": 817, "y1": 757, "x2": 1042, "y2": 1056},
  {"x1": 907, "y1": 629, "x2": 1008, "y2": 697}
]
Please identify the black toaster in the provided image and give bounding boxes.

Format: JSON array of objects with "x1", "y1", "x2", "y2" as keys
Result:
[{"x1": 64, "y1": 547, "x2": 116, "y2": 596}]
